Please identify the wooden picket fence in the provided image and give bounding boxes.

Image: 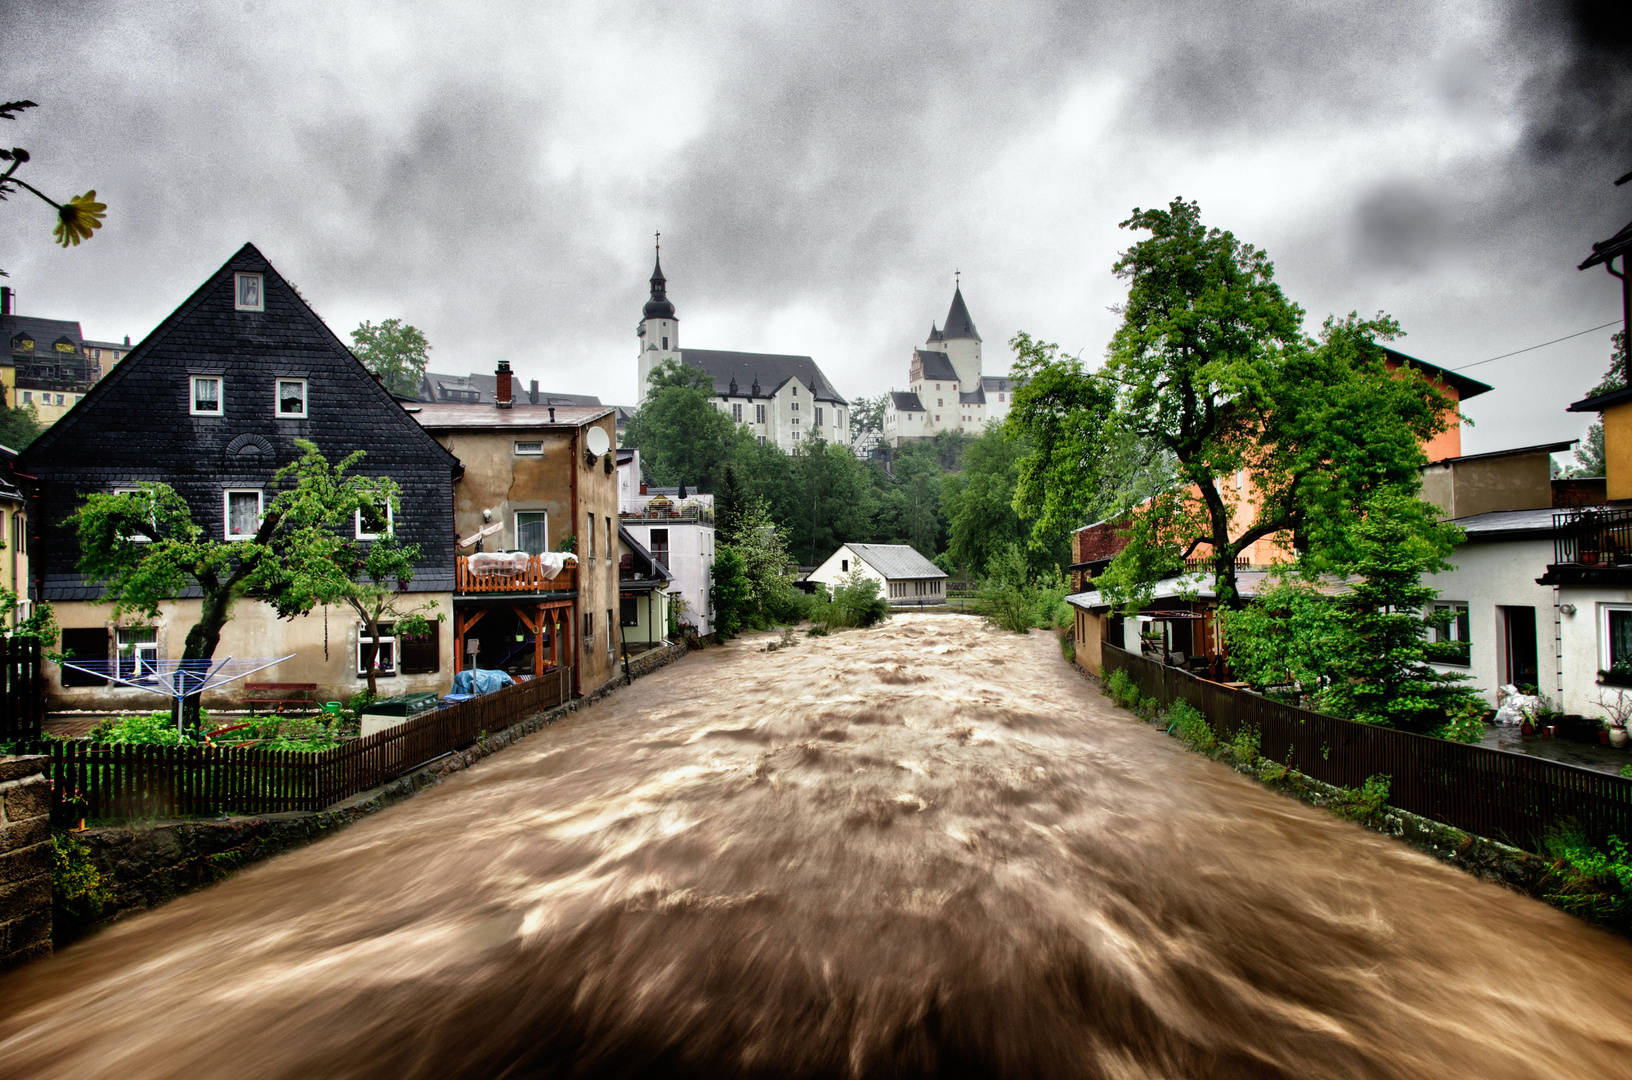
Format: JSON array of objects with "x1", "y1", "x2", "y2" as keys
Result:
[
  {"x1": 1104, "y1": 644, "x2": 1632, "y2": 853},
  {"x1": 0, "y1": 637, "x2": 44, "y2": 743},
  {"x1": 33, "y1": 667, "x2": 572, "y2": 823}
]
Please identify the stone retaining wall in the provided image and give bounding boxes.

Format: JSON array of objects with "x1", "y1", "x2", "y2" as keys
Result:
[{"x1": 0, "y1": 756, "x2": 53, "y2": 970}]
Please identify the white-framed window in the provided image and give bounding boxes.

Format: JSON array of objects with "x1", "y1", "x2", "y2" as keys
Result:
[
  {"x1": 791, "y1": 401, "x2": 800, "y2": 412},
  {"x1": 606, "y1": 516, "x2": 612, "y2": 567},
  {"x1": 113, "y1": 487, "x2": 157, "y2": 542},
  {"x1": 191, "y1": 375, "x2": 223, "y2": 416},
  {"x1": 791, "y1": 430, "x2": 802, "y2": 441},
  {"x1": 234, "y1": 272, "x2": 265, "y2": 312},
  {"x1": 1427, "y1": 602, "x2": 1470, "y2": 666},
  {"x1": 116, "y1": 626, "x2": 159, "y2": 679},
  {"x1": 791, "y1": 416, "x2": 800, "y2": 425},
  {"x1": 757, "y1": 435, "x2": 766, "y2": 445},
  {"x1": 587, "y1": 512, "x2": 596, "y2": 562},
  {"x1": 275, "y1": 378, "x2": 307, "y2": 418},
  {"x1": 755, "y1": 404, "x2": 766, "y2": 424},
  {"x1": 21, "y1": 391, "x2": 31, "y2": 404},
  {"x1": 937, "y1": 398, "x2": 943, "y2": 407},
  {"x1": 838, "y1": 409, "x2": 845, "y2": 427},
  {"x1": 355, "y1": 500, "x2": 393, "y2": 540},
  {"x1": 357, "y1": 623, "x2": 397, "y2": 677},
  {"x1": 513, "y1": 441, "x2": 543, "y2": 456},
  {"x1": 732, "y1": 402, "x2": 742, "y2": 423},
  {"x1": 584, "y1": 610, "x2": 595, "y2": 648},
  {"x1": 515, "y1": 511, "x2": 548, "y2": 554},
  {"x1": 54, "y1": 394, "x2": 64, "y2": 406},
  {"x1": 607, "y1": 608, "x2": 614, "y2": 659},
  {"x1": 224, "y1": 489, "x2": 262, "y2": 540},
  {"x1": 1600, "y1": 604, "x2": 1632, "y2": 675}
]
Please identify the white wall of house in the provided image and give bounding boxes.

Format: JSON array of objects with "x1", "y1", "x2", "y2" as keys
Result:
[
  {"x1": 1424, "y1": 538, "x2": 1555, "y2": 708},
  {"x1": 620, "y1": 521, "x2": 714, "y2": 636},
  {"x1": 807, "y1": 545, "x2": 887, "y2": 595},
  {"x1": 1558, "y1": 588, "x2": 1632, "y2": 719}
]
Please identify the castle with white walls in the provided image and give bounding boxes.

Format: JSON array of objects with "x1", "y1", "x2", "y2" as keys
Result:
[
  {"x1": 882, "y1": 284, "x2": 1017, "y2": 446},
  {"x1": 636, "y1": 249, "x2": 851, "y2": 454}
]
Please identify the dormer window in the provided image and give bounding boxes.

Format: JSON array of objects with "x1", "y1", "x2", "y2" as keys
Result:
[
  {"x1": 235, "y1": 272, "x2": 265, "y2": 311},
  {"x1": 276, "y1": 378, "x2": 307, "y2": 418},
  {"x1": 191, "y1": 376, "x2": 223, "y2": 416}
]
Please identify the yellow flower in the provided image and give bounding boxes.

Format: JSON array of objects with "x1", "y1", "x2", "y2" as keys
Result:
[{"x1": 53, "y1": 190, "x2": 106, "y2": 247}]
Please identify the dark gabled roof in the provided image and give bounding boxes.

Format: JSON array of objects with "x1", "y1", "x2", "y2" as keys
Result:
[
  {"x1": 941, "y1": 285, "x2": 980, "y2": 342},
  {"x1": 1581, "y1": 219, "x2": 1632, "y2": 271},
  {"x1": 981, "y1": 375, "x2": 1017, "y2": 392},
  {"x1": 890, "y1": 391, "x2": 925, "y2": 412},
  {"x1": 1568, "y1": 385, "x2": 1632, "y2": 413},
  {"x1": 680, "y1": 348, "x2": 848, "y2": 405},
  {"x1": 1446, "y1": 507, "x2": 1559, "y2": 540},
  {"x1": 959, "y1": 387, "x2": 985, "y2": 405},
  {"x1": 412, "y1": 403, "x2": 614, "y2": 430},
  {"x1": 913, "y1": 349, "x2": 958, "y2": 382},
  {"x1": 845, "y1": 543, "x2": 947, "y2": 580},
  {"x1": 1380, "y1": 346, "x2": 1491, "y2": 401}
]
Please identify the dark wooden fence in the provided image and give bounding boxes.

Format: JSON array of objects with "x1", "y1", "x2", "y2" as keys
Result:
[
  {"x1": 0, "y1": 637, "x2": 44, "y2": 743},
  {"x1": 31, "y1": 667, "x2": 571, "y2": 824},
  {"x1": 1104, "y1": 644, "x2": 1632, "y2": 854}
]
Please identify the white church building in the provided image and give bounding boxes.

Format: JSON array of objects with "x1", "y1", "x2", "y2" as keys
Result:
[
  {"x1": 883, "y1": 284, "x2": 1018, "y2": 446},
  {"x1": 636, "y1": 249, "x2": 851, "y2": 454}
]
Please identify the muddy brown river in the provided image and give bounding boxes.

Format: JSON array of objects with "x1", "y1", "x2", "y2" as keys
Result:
[{"x1": 4, "y1": 614, "x2": 1632, "y2": 1078}]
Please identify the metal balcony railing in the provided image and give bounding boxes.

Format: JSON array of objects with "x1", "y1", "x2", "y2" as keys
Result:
[{"x1": 1552, "y1": 508, "x2": 1632, "y2": 568}]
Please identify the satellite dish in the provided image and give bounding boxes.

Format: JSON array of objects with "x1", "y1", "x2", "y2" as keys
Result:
[{"x1": 585, "y1": 427, "x2": 611, "y2": 457}]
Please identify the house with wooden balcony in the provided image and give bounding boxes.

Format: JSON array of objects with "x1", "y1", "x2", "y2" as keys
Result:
[{"x1": 411, "y1": 367, "x2": 622, "y2": 697}]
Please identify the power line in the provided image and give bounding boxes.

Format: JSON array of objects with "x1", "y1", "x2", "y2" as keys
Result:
[{"x1": 1450, "y1": 320, "x2": 1621, "y2": 371}]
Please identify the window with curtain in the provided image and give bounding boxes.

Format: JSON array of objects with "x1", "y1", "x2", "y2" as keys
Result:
[{"x1": 516, "y1": 511, "x2": 547, "y2": 555}]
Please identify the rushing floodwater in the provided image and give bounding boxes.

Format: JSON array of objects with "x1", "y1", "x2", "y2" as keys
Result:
[{"x1": 4, "y1": 614, "x2": 1632, "y2": 1079}]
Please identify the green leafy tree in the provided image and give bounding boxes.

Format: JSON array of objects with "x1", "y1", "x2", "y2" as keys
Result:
[
  {"x1": 709, "y1": 546, "x2": 752, "y2": 640},
  {"x1": 1225, "y1": 494, "x2": 1485, "y2": 740},
  {"x1": 847, "y1": 393, "x2": 888, "y2": 453},
  {"x1": 1, "y1": 100, "x2": 106, "y2": 260},
  {"x1": 0, "y1": 403, "x2": 43, "y2": 451},
  {"x1": 810, "y1": 570, "x2": 888, "y2": 630},
  {"x1": 1014, "y1": 199, "x2": 1455, "y2": 608},
  {"x1": 350, "y1": 319, "x2": 431, "y2": 398},
  {"x1": 624, "y1": 358, "x2": 737, "y2": 489},
  {"x1": 942, "y1": 425, "x2": 1066, "y2": 579},
  {"x1": 789, "y1": 437, "x2": 876, "y2": 566},
  {"x1": 68, "y1": 441, "x2": 402, "y2": 726}
]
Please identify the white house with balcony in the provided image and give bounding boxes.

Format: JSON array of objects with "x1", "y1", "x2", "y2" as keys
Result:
[{"x1": 618, "y1": 484, "x2": 716, "y2": 637}]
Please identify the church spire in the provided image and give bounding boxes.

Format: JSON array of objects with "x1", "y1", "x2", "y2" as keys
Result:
[{"x1": 643, "y1": 232, "x2": 676, "y2": 320}]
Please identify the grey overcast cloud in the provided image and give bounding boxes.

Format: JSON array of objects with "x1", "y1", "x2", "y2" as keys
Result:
[{"x1": 1, "y1": 0, "x2": 1629, "y2": 457}]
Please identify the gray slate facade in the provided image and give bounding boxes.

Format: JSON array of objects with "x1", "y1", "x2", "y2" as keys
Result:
[{"x1": 21, "y1": 243, "x2": 461, "y2": 602}]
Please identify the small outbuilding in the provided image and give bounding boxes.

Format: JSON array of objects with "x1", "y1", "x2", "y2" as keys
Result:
[{"x1": 807, "y1": 543, "x2": 947, "y2": 603}]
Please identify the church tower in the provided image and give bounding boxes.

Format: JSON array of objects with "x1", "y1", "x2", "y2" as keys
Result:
[{"x1": 637, "y1": 237, "x2": 679, "y2": 393}]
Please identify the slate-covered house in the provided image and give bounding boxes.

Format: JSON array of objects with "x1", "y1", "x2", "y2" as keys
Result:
[{"x1": 20, "y1": 244, "x2": 461, "y2": 710}]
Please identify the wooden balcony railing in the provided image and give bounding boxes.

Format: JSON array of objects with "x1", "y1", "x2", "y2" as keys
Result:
[{"x1": 455, "y1": 554, "x2": 578, "y2": 594}]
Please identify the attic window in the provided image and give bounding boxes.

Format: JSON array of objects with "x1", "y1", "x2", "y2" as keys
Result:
[
  {"x1": 514, "y1": 441, "x2": 543, "y2": 456},
  {"x1": 191, "y1": 376, "x2": 223, "y2": 416},
  {"x1": 234, "y1": 272, "x2": 265, "y2": 312},
  {"x1": 355, "y1": 500, "x2": 393, "y2": 540},
  {"x1": 276, "y1": 379, "x2": 307, "y2": 418}
]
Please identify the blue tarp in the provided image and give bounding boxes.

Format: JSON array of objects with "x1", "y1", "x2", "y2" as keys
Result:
[{"x1": 452, "y1": 668, "x2": 515, "y2": 696}]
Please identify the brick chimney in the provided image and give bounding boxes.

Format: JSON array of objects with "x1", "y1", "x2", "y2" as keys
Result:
[{"x1": 495, "y1": 360, "x2": 513, "y2": 409}]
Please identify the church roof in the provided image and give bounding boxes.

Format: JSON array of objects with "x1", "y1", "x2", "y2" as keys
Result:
[
  {"x1": 913, "y1": 349, "x2": 958, "y2": 382},
  {"x1": 941, "y1": 285, "x2": 980, "y2": 342},
  {"x1": 643, "y1": 254, "x2": 676, "y2": 320},
  {"x1": 890, "y1": 391, "x2": 925, "y2": 412},
  {"x1": 681, "y1": 348, "x2": 848, "y2": 405}
]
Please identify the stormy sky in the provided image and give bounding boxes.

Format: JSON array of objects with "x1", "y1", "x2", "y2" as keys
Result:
[{"x1": 2, "y1": 0, "x2": 1630, "y2": 458}]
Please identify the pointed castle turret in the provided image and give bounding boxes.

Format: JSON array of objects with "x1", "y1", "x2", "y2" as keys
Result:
[
  {"x1": 883, "y1": 276, "x2": 1017, "y2": 448},
  {"x1": 923, "y1": 283, "x2": 982, "y2": 393}
]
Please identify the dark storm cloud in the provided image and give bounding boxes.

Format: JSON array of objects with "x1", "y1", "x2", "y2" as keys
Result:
[{"x1": 0, "y1": 0, "x2": 1629, "y2": 429}]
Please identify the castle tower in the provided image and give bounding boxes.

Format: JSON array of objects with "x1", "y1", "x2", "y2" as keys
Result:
[
  {"x1": 637, "y1": 238, "x2": 679, "y2": 393},
  {"x1": 936, "y1": 283, "x2": 982, "y2": 393}
]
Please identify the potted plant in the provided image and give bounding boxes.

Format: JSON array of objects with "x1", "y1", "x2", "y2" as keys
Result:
[{"x1": 1598, "y1": 688, "x2": 1632, "y2": 748}]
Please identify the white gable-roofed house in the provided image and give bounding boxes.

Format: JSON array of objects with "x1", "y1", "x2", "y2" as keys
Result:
[
  {"x1": 807, "y1": 543, "x2": 947, "y2": 605},
  {"x1": 635, "y1": 247, "x2": 849, "y2": 453}
]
